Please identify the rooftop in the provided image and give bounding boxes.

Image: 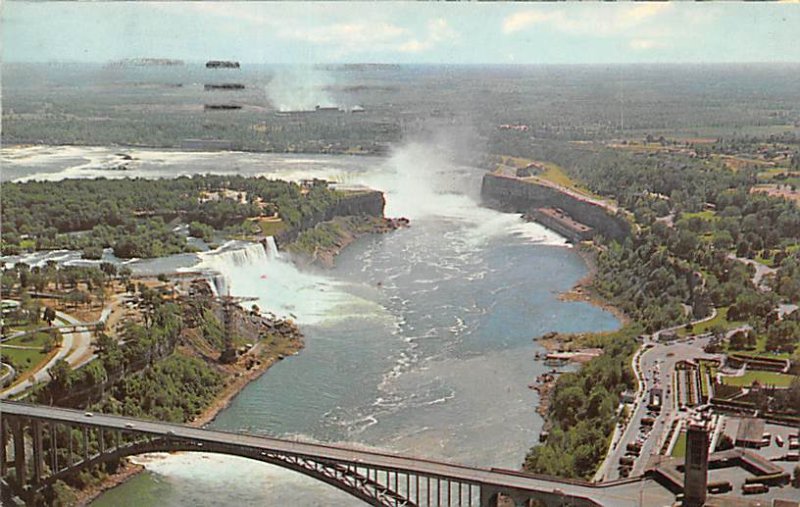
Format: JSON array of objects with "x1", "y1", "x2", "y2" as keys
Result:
[{"x1": 736, "y1": 417, "x2": 766, "y2": 445}]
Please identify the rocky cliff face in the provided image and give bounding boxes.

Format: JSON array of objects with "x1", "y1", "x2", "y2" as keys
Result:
[
  {"x1": 481, "y1": 173, "x2": 631, "y2": 242},
  {"x1": 275, "y1": 190, "x2": 386, "y2": 245}
]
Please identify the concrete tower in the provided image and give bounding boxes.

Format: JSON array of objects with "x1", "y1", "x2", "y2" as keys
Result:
[{"x1": 684, "y1": 423, "x2": 709, "y2": 507}]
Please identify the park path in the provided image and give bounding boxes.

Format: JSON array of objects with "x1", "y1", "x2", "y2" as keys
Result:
[{"x1": 1, "y1": 310, "x2": 94, "y2": 398}]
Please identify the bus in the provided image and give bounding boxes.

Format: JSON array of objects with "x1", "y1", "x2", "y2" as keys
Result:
[
  {"x1": 707, "y1": 481, "x2": 732, "y2": 494},
  {"x1": 742, "y1": 483, "x2": 768, "y2": 495}
]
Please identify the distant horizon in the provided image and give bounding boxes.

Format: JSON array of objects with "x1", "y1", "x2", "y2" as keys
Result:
[
  {"x1": 6, "y1": 60, "x2": 800, "y2": 67},
  {"x1": 3, "y1": 2, "x2": 799, "y2": 65}
]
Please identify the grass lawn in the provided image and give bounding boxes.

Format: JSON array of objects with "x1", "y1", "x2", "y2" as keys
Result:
[
  {"x1": 536, "y1": 161, "x2": 606, "y2": 199},
  {"x1": 4, "y1": 330, "x2": 59, "y2": 349},
  {"x1": 682, "y1": 210, "x2": 718, "y2": 222},
  {"x1": 726, "y1": 334, "x2": 793, "y2": 360},
  {"x1": 18, "y1": 239, "x2": 36, "y2": 249},
  {"x1": 699, "y1": 362, "x2": 717, "y2": 398},
  {"x1": 255, "y1": 218, "x2": 288, "y2": 237},
  {"x1": 678, "y1": 306, "x2": 745, "y2": 338},
  {"x1": 497, "y1": 155, "x2": 603, "y2": 199},
  {"x1": 4, "y1": 321, "x2": 44, "y2": 333},
  {"x1": 1, "y1": 347, "x2": 47, "y2": 374},
  {"x1": 754, "y1": 254, "x2": 776, "y2": 268},
  {"x1": 721, "y1": 371, "x2": 797, "y2": 388},
  {"x1": 672, "y1": 432, "x2": 687, "y2": 458}
]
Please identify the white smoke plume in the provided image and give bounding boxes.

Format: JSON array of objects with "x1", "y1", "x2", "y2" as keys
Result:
[{"x1": 265, "y1": 66, "x2": 338, "y2": 112}]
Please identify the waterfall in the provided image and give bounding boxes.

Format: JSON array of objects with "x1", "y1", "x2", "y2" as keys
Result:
[
  {"x1": 209, "y1": 242, "x2": 269, "y2": 267},
  {"x1": 199, "y1": 242, "x2": 268, "y2": 297},
  {"x1": 194, "y1": 240, "x2": 366, "y2": 325},
  {"x1": 265, "y1": 236, "x2": 280, "y2": 260},
  {"x1": 209, "y1": 273, "x2": 226, "y2": 297}
]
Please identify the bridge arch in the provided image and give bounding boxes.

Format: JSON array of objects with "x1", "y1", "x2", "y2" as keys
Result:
[
  {"x1": 36, "y1": 436, "x2": 419, "y2": 507},
  {"x1": 2, "y1": 402, "x2": 628, "y2": 507}
]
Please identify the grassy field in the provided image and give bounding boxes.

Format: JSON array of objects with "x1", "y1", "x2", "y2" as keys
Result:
[
  {"x1": 671, "y1": 431, "x2": 687, "y2": 458},
  {"x1": 677, "y1": 307, "x2": 745, "y2": 338},
  {"x1": 497, "y1": 155, "x2": 604, "y2": 200},
  {"x1": 726, "y1": 334, "x2": 794, "y2": 360},
  {"x1": 699, "y1": 361, "x2": 717, "y2": 398},
  {"x1": 3, "y1": 321, "x2": 44, "y2": 333},
  {"x1": 754, "y1": 254, "x2": 776, "y2": 267},
  {"x1": 721, "y1": 371, "x2": 797, "y2": 388},
  {"x1": 1, "y1": 347, "x2": 47, "y2": 373},
  {"x1": 3, "y1": 330, "x2": 58, "y2": 349},
  {"x1": 681, "y1": 210, "x2": 718, "y2": 222},
  {"x1": 254, "y1": 217, "x2": 288, "y2": 237},
  {"x1": 1, "y1": 329, "x2": 59, "y2": 382}
]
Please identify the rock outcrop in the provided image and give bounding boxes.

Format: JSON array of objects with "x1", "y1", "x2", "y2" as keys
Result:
[{"x1": 481, "y1": 173, "x2": 631, "y2": 242}]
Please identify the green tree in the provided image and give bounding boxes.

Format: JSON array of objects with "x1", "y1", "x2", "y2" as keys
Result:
[{"x1": 48, "y1": 359, "x2": 73, "y2": 390}]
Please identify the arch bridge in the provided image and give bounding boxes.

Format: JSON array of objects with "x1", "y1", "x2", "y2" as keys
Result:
[{"x1": 1, "y1": 401, "x2": 653, "y2": 506}]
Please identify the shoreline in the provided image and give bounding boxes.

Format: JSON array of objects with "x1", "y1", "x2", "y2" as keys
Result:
[
  {"x1": 531, "y1": 243, "x2": 630, "y2": 435},
  {"x1": 40, "y1": 194, "x2": 615, "y2": 503},
  {"x1": 557, "y1": 244, "x2": 631, "y2": 327},
  {"x1": 76, "y1": 337, "x2": 304, "y2": 506}
]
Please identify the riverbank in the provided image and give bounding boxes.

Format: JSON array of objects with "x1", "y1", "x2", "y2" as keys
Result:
[
  {"x1": 285, "y1": 215, "x2": 409, "y2": 268},
  {"x1": 72, "y1": 279, "x2": 304, "y2": 506},
  {"x1": 557, "y1": 244, "x2": 631, "y2": 327},
  {"x1": 530, "y1": 244, "x2": 631, "y2": 442},
  {"x1": 76, "y1": 339, "x2": 304, "y2": 506}
]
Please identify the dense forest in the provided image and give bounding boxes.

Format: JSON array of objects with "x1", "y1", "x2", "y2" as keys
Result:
[
  {"x1": 528, "y1": 140, "x2": 800, "y2": 333},
  {"x1": 1, "y1": 175, "x2": 341, "y2": 258},
  {"x1": 28, "y1": 284, "x2": 224, "y2": 503},
  {"x1": 523, "y1": 138, "x2": 800, "y2": 479}
]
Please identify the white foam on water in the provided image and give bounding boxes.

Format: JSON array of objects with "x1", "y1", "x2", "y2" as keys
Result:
[
  {"x1": 353, "y1": 143, "x2": 567, "y2": 248},
  {"x1": 126, "y1": 452, "x2": 358, "y2": 506},
  {"x1": 193, "y1": 240, "x2": 382, "y2": 326}
]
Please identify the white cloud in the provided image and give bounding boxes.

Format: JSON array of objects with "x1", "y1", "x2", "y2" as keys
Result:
[
  {"x1": 398, "y1": 18, "x2": 458, "y2": 53},
  {"x1": 630, "y1": 39, "x2": 666, "y2": 51},
  {"x1": 283, "y1": 22, "x2": 408, "y2": 47},
  {"x1": 503, "y1": 11, "x2": 555, "y2": 34},
  {"x1": 398, "y1": 40, "x2": 427, "y2": 53},
  {"x1": 270, "y1": 16, "x2": 458, "y2": 56},
  {"x1": 503, "y1": 4, "x2": 673, "y2": 36}
]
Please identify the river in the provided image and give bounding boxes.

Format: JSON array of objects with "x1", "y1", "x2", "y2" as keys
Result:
[{"x1": 2, "y1": 144, "x2": 621, "y2": 505}]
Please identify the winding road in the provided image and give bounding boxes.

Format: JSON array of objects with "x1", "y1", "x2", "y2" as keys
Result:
[{"x1": 0, "y1": 309, "x2": 95, "y2": 398}]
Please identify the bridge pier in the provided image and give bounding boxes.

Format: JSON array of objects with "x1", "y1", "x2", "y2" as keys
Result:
[
  {"x1": 11, "y1": 417, "x2": 26, "y2": 487},
  {"x1": 32, "y1": 420, "x2": 44, "y2": 484},
  {"x1": 50, "y1": 423, "x2": 58, "y2": 475},
  {"x1": 1, "y1": 416, "x2": 7, "y2": 477},
  {"x1": 83, "y1": 426, "x2": 89, "y2": 462}
]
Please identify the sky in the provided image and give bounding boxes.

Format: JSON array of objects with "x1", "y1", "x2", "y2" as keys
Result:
[{"x1": 2, "y1": 2, "x2": 800, "y2": 65}]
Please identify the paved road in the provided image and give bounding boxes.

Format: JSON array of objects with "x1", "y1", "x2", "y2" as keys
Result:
[
  {"x1": 601, "y1": 335, "x2": 720, "y2": 481},
  {"x1": 594, "y1": 306, "x2": 720, "y2": 482},
  {"x1": 728, "y1": 254, "x2": 776, "y2": 290},
  {"x1": 1, "y1": 401, "x2": 675, "y2": 507},
  {"x1": 0, "y1": 310, "x2": 94, "y2": 398},
  {"x1": 0, "y1": 362, "x2": 16, "y2": 387}
]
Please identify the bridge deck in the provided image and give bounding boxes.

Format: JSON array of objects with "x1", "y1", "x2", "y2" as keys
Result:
[{"x1": 1, "y1": 401, "x2": 667, "y2": 506}]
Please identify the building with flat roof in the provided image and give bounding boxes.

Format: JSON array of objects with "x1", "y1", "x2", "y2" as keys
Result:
[
  {"x1": 530, "y1": 207, "x2": 594, "y2": 243},
  {"x1": 736, "y1": 418, "x2": 766, "y2": 448}
]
